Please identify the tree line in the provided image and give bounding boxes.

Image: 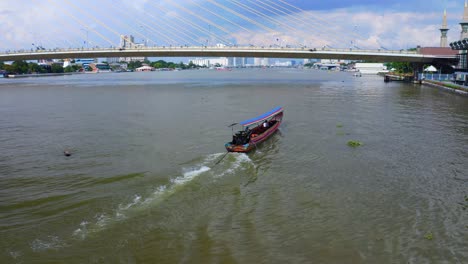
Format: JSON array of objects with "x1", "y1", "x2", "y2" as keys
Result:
[
  {"x1": 124, "y1": 60, "x2": 199, "y2": 70},
  {"x1": 0, "y1": 61, "x2": 80, "y2": 74},
  {"x1": 0, "y1": 59, "x2": 202, "y2": 75}
]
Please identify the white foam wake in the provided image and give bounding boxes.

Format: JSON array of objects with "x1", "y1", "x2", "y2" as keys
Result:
[{"x1": 68, "y1": 152, "x2": 251, "y2": 241}]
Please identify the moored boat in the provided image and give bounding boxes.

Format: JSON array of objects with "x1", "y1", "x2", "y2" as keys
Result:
[{"x1": 225, "y1": 106, "x2": 284, "y2": 153}]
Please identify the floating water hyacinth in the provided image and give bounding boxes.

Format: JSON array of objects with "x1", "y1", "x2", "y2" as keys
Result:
[
  {"x1": 347, "y1": 140, "x2": 362, "y2": 147},
  {"x1": 424, "y1": 232, "x2": 434, "y2": 240}
]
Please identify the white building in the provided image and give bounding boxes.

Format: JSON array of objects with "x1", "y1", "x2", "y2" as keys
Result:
[
  {"x1": 354, "y1": 63, "x2": 388, "y2": 74},
  {"x1": 254, "y1": 58, "x2": 269, "y2": 66},
  {"x1": 190, "y1": 57, "x2": 229, "y2": 67},
  {"x1": 320, "y1": 59, "x2": 350, "y2": 64},
  {"x1": 228, "y1": 57, "x2": 246, "y2": 67},
  {"x1": 119, "y1": 35, "x2": 146, "y2": 63},
  {"x1": 273, "y1": 60, "x2": 292, "y2": 67}
]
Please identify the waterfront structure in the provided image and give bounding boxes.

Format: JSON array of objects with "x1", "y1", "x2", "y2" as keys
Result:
[
  {"x1": 449, "y1": 1, "x2": 468, "y2": 71},
  {"x1": 460, "y1": 1, "x2": 468, "y2": 40},
  {"x1": 135, "y1": 65, "x2": 155, "y2": 72},
  {"x1": 440, "y1": 9, "x2": 449, "y2": 47},
  {"x1": 73, "y1": 58, "x2": 96, "y2": 68},
  {"x1": 89, "y1": 63, "x2": 112, "y2": 72},
  {"x1": 354, "y1": 63, "x2": 388, "y2": 74},
  {"x1": 210, "y1": 57, "x2": 229, "y2": 66},
  {"x1": 190, "y1": 58, "x2": 210, "y2": 67}
]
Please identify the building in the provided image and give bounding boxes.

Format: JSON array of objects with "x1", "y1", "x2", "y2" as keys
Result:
[
  {"x1": 74, "y1": 58, "x2": 97, "y2": 68},
  {"x1": 190, "y1": 58, "x2": 210, "y2": 67},
  {"x1": 228, "y1": 57, "x2": 246, "y2": 67},
  {"x1": 449, "y1": 1, "x2": 468, "y2": 72},
  {"x1": 119, "y1": 35, "x2": 146, "y2": 63},
  {"x1": 253, "y1": 58, "x2": 269, "y2": 66},
  {"x1": 189, "y1": 57, "x2": 229, "y2": 67},
  {"x1": 354, "y1": 63, "x2": 388, "y2": 74}
]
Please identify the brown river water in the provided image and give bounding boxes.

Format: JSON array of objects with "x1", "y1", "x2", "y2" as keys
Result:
[{"x1": 0, "y1": 68, "x2": 467, "y2": 263}]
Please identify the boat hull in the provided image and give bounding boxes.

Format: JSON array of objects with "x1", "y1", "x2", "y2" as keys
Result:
[{"x1": 225, "y1": 118, "x2": 282, "y2": 153}]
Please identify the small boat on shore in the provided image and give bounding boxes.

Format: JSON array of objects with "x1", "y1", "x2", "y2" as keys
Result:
[{"x1": 225, "y1": 106, "x2": 284, "y2": 153}]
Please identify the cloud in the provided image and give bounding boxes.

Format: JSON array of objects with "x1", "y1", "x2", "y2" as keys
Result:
[
  {"x1": 0, "y1": 0, "x2": 464, "y2": 51},
  {"x1": 225, "y1": 8, "x2": 448, "y2": 50}
]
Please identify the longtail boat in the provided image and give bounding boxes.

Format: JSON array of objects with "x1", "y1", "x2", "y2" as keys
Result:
[{"x1": 225, "y1": 106, "x2": 284, "y2": 153}]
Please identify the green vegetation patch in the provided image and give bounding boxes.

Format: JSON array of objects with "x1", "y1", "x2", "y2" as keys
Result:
[
  {"x1": 424, "y1": 232, "x2": 433, "y2": 240},
  {"x1": 347, "y1": 140, "x2": 362, "y2": 147}
]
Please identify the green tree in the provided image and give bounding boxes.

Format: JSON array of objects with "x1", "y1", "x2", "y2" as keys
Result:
[
  {"x1": 11, "y1": 60, "x2": 29, "y2": 74},
  {"x1": 51, "y1": 64, "x2": 64, "y2": 73},
  {"x1": 386, "y1": 62, "x2": 413, "y2": 73},
  {"x1": 64, "y1": 66, "x2": 74, "y2": 73},
  {"x1": 127, "y1": 61, "x2": 142, "y2": 69},
  {"x1": 0, "y1": 62, "x2": 4, "y2": 70},
  {"x1": 187, "y1": 61, "x2": 196, "y2": 69},
  {"x1": 178, "y1": 62, "x2": 186, "y2": 69},
  {"x1": 28, "y1": 62, "x2": 45, "y2": 73}
]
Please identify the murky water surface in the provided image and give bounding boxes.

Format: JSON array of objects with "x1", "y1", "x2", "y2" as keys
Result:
[{"x1": 0, "y1": 69, "x2": 467, "y2": 263}]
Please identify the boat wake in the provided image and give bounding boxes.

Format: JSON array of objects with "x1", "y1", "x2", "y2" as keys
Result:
[{"x1": 66, "y1": 152, "x2": 253, "y2": 242}]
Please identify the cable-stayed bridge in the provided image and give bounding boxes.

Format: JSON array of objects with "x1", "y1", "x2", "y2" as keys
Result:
[
  {"x1": 0, "y1": 0, "x2": 458, "y2": 65},
  {"x1": 0, "y1": 46, "x2": 457, "y2": 64}
]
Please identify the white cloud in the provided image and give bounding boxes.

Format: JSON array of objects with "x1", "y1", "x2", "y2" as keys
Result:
[
  {"x1": 0, "y1": 1, "x2": 464, "y2": 51},
  {"x1": 226, "y1": 8, "x2": 460, "y2": 50}
]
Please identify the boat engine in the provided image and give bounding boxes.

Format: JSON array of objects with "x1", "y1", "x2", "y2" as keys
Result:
[{"x1": 233, "y1": 131, "x2": 249, "y2": 145}]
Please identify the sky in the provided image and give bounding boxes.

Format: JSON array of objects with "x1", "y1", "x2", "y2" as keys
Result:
[{"x1": 0, "y1": 0, "x2": 467, "y2": 53}]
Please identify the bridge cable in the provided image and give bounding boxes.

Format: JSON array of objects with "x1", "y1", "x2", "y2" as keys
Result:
[
  {"x1": 168, "y1": 1, "x2": 231, "y2": 35},
  {"x1": 205, "y1": 0, "x2": 277, "y2": 33},
  {"x1": 270, "y1": 0, "x2": 370, "y2": 48},
  {"x1": 257, "y1": 0, "x2": 349, "y2": 47},
  {"x1": 140, "y1": 9, "x2": 204, "y2": 46},
  {"x1": 107, "y1": 0, "x2": 204, "y2": 46},
  {"x1": 227, "y1": 0, "x2": 324, "y2": 46},
  {"x1": 102, "y1": 0, "x2": 181, "y2": 46},
  {"x1": 62, "y1": 0, "x2": 139, "y2": 47},
  {"x1": 47, "y1": 0, "x2": 115, "y2": 46},
  {"x1": 187, "y1": 0, "x2": 254, "y2": 34},
  {"x1": 245, "y1": 0, "x2": 341, "y2": 47},
  {"x1": 83, "y1": 0, "x2": 162, "y2": 46},
  {"x1": 152, "y1": 3, "x2": 233, "y2": 45}
]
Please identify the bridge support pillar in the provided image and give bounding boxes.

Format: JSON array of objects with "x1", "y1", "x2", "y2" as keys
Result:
[{"x1": 412, "y1": 63, "x2": 424, "y2": 84}]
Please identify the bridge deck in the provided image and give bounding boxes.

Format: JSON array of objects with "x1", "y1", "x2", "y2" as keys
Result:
[{"x1": 0, "y1": 46, "x2": 458, "y2": 63}]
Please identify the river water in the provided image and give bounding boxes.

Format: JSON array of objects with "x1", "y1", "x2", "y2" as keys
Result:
[{"x1": 0, "y1": 69, "x2": 467, "y2": 263}]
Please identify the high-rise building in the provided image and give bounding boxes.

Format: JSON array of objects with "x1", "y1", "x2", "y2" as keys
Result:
[
  {"x1": 254, "y1": 58, "x2": 269, "y2": 66},
  {"x1": 119, "y1": 35, "x2": 146, "y2": 63},
  {"x1": 228, "y1": 57, "x2": 246, "y2": 67}
]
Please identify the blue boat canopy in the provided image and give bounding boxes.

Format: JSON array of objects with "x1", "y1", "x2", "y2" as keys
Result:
[{"x1": 239, "y1": 106, "x2": 283, "y2": 127}]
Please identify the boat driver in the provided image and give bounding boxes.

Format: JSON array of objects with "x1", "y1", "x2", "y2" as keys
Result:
[{"x1": 263, "y1": 120, "x2": 269, "y2": 128}]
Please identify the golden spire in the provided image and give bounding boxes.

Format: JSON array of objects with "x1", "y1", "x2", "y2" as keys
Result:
[
  {"x1": 442, "y1": 9, "x2": 448, "y2": 28},
  {"x1": 463, "y1": 0, "x2": 468, "y2": 22}
]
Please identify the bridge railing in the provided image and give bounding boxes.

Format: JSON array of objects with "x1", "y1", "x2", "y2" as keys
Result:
[
  {"x1": 1, "y1": 45, "x2": 419, "y2": 55},
  {"x1": 418, "y1": 73, "x2": 454, "y2": 81}
]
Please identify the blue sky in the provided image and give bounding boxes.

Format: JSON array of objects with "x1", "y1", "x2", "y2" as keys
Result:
[{"x1": 0, "y1": 0, "x2": 467, "y2": 52}]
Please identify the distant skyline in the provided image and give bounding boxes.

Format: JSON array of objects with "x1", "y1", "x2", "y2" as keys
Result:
[{"x1": 1, "y1": 1, "x2": 468, "y2": 52}]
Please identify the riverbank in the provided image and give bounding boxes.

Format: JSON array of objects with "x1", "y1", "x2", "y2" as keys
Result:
[
  {"x1": 422, "y1": 79, "x2": 468, "y2": 96},
  {"x1": 5, "y1": 72, "x2": 79, "y2": 78}
]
